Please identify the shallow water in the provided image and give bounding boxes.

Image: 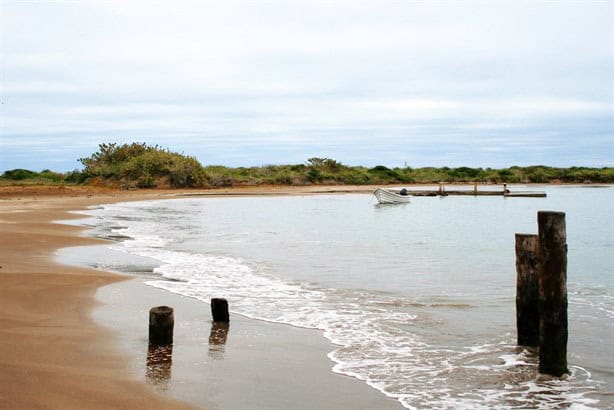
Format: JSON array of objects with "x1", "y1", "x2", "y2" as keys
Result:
[{"x1": 73, "y1": 185, "x2": 613, "y2": 409}]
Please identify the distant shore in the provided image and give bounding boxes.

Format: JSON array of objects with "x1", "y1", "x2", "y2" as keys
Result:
[{"x1": 0, "y1": 181, "x2": 609, "y2": 201}]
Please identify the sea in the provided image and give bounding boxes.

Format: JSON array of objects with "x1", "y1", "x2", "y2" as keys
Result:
[{"x1": 70, "y1": 185, "x2": 613, "y2": 409}]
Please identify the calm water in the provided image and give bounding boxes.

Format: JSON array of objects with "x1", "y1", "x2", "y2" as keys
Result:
[{"x1": 77, "y1": 185, "x2": 613, "y2": 409}]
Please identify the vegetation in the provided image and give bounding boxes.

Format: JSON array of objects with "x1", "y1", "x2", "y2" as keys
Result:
[
  {"x1": 77, "y1": 142, "x2": 208, "y2": 188},
  {"x1": 1, "y1": 144, "x2": 613, "y2": 188},
  {"x1": 201, "y1": 163, "x2": 614, "y2": 186},
  {"x1": 0, "y1": 168, "x2": 69, "y2": 186}
]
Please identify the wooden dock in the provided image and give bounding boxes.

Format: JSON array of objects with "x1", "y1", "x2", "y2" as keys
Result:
[
  {"x1": 399, "y1": 184, "x2": 547, "y2": 198},
  {"x1": 406, "y1": 190, "x2": 546, "y2": 197}
]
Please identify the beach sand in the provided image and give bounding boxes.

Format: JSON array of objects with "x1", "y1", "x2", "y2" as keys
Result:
[{"x1": 0, "y1": 185, "x2": 401, "y2": 409}]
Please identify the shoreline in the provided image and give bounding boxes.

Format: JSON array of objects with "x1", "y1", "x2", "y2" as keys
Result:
[
  {"x1": 0, "y1": 185, "x2": 402, "y2": 409},
  {"x1": 0, "y1": 190, "x2": 199, "y2": 409},
  {"x1": 91, "y1": 276, "x2": 403, "y2": 409},
  {"x1": 1, "y1": 181, "x2": 610, "y2": 200},
  {"x1": 3, "y1": 184, "x2": 611, "y2": 408}
]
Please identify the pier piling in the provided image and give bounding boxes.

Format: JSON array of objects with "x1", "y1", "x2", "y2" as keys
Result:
[
  {"x1": 211, "y1": 298, "x2": 230, "y2": 322},
  {"x1": 515, "y1": 234, "x2": 539, "y2": 347},
  {"x1": 537, "y1": 211, "x2": 568, "y2": 376},
  {"x1": 149, "y1": 306, "x2": 174, "y2": 346}
]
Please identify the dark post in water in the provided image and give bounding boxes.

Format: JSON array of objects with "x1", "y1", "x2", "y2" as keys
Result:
[
  {"x1": 149, "y1": 306, "x2": 174, "y2": 346},
  {"x1": 211, "y1": 298, "x2": 230, "y2": 322},
  {"x1": 537, "y1": 211, "x2": 568, "y2": 376},
  {"x1": 515, "y1": 233, "x2": 539, "y2": 347}
]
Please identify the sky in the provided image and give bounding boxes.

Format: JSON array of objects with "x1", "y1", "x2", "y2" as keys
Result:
[{"x1": 1, "y1": 0, "x2": 612, "y2": 172}]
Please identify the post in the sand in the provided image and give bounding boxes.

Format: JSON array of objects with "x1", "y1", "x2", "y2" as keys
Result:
[
  {"x1": 537, "y1": 211, "x2": 568, "y2": 376},
  {"x1": 211, "y1": 298, "x2": 230, "y2": 322},
  {"x1": 515, "y1": 233, "x2": 539, "y2": 347},
  {"x1": 149, "y1": 306, "x2": 174, "y2": 346}
]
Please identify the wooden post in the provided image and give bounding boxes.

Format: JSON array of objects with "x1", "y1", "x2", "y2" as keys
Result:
[
  {"x1": 438, "y1": 182, "x2": 447, "y2": 196},
  {"x1": 537, "y1": 211, "x2": 568, "y2": 376},
  {"x1": 515, "y1": 234, "x2": 539, "y2": 347},
  {"x1": 211, "y1": 298, "x2": 230, "y2": 322},
  {"x1": 149, "y1": 306, "x2": 174, "y2": 346},
  {"x1": 473, "y1": 181, "x2": 478, "y2": 195}
]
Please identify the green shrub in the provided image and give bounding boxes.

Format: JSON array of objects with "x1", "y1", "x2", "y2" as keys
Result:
[
  {"x1": 306, "y1": 168, "x2": 322, "y2": 182},
  {"x1": 1, "y1": 169, "x2": 39, "y2": 180},
  {"x1": 79, "y1": 142, "x2": 208, "y2": 188}
]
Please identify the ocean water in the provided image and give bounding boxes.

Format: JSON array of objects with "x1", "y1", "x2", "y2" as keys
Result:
[{"x1": 75, "y1": 185, "x2": 613, "y2": 409}]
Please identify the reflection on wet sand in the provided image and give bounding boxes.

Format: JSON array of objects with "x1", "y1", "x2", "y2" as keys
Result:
[
  {"x1": 209, "y1": 322, "x2": 230, "y2": 359},
  {"x1": 146, "y1": 344, "x2": 173, "y2": 390}
]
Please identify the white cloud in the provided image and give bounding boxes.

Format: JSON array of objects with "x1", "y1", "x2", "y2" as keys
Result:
[{"x1": 1, "y1": 0, "x2": 612, "y2": 170}]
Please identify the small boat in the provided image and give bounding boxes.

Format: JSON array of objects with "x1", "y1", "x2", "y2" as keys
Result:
[{"x1": 373, "y1": 188, "x2": 411, "y2": 204}]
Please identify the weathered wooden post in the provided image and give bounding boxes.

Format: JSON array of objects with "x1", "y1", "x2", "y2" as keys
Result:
[
  {"x1": 149, "y1": 306, "x2": 174, "y2": 346},
  {"x1": 473, "y1": 181, "x2": 478, "y2": 195},
  {"x1": 211, "y1": 298, "x2": 230, "y2": 322},
  {"x1": 537, "y1": 211, "x2": 568, "y2": 376},
  {"x1": 438, "y1": 182, "x2": 448, "y2": 196},
  {"x1": 515, "y1": 234, "x2": 539, "y2": 347}
]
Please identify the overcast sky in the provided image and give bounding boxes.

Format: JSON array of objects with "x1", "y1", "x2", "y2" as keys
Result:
[{"x1": 1, "y1": 0, "x2": 612, "y2": 172}]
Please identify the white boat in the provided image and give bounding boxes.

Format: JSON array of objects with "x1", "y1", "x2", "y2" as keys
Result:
[{"x1": 373, "y1": 188, "x2": 411, "y2": 204}]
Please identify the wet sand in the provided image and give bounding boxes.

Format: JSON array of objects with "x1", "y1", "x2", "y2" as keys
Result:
[
  {"x1": 93, "y1": 277, "x2": 402, "y2": 409},
  {"x1": 0, "y1": 189, "x2": 197, "y2": 409},
  {"x1": 0, "y1": 185, "x2": 399, "y2": 409}
]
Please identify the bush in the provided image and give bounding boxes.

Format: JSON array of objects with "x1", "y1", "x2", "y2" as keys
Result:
[
  {"x1": 79, "y1": 142, "x2": 208, "y2": 188},
  {"x1": 1, "y1": 169, "x2": 39, "y2": 180}
]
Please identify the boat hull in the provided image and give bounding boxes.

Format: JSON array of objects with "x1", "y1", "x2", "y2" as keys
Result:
[{"x1": 373, "y1": 188, "x2": 411, "y2": 204}]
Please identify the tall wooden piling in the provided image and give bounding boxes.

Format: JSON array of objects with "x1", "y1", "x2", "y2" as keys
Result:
[
  {"x1": 537, "y1": 211, "x2": 568, "y2": 376},
  {"x1": 515, "y1": 234, "x2": 539, "y2": 347},
  {"x1": 149, "y1": 306, "x2": 174, "y2": 346},
  {"x1": 211, "y1": 298, "x2": 230, "y2": 322}
]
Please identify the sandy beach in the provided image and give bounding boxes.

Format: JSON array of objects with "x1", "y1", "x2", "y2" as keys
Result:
[
  {"x1": 0, "y1": 184, "x2": 398, "y2": 409},
  {"x1": 0, "y1": 187, "x2": 196, "y2": 409}
]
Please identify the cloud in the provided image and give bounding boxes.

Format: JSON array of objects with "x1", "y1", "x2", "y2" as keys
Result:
[{"x1": 1, "y1": 0, "x2": 612, "y2": 171}]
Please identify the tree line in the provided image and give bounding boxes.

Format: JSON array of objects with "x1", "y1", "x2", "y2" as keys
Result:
[{"x1": 2, "y1": 143, "x2": 613, "y2": 188}]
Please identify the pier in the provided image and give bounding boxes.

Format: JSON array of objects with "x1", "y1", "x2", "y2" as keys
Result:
[{"x1": 398, "y1": 183, "x2": 547, "y2": 198}]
